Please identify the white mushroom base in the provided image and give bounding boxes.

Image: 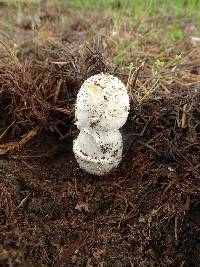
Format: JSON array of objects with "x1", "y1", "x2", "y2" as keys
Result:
[{"x1": 73, "y1": 129, "x2": 123, "y2": 175}]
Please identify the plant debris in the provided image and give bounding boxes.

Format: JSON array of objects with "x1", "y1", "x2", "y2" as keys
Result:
[{"x1": 0, "y1": 3, "x2": 200, "y2": 267}]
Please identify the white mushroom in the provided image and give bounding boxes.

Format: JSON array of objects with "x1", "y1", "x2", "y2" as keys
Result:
[
  {"x1": 73, "y1": 128, "x2": 123, "y2": 175},
  {"x1": 75, "y1": 73, "x2": 129, "y2": 131},
  {"x1": 73, "y1": 73, "x2": 129, "y2": 176}
]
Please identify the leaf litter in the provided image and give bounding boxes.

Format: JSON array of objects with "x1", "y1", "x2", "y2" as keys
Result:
[{"x1": 0, "y1": 3, "x2": 200, "y2": 267}]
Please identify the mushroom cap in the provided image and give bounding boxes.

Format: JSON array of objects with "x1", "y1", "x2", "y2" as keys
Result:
[
  {"x1": 75, "y1": 73, "x2": 129, "y2": 131},
  {"x1": 73, "y1": 129, "x2": 123, "y2": 175}
]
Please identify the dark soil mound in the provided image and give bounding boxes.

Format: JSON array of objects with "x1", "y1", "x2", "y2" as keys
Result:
[{"x1": 0, "y1": 41, "x2": 200, "y2": 267}]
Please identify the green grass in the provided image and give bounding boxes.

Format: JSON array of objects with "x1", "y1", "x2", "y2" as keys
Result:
[
  {"x1": 60, "y1": 0, "x2": 199, "y2": 46},
  {"x1": 63, "y1": 0, "x2": 200, "y2": 17},
  {"x1": 3, "y1": 0, "x2": 200, "y2": 20},
  {"x1": 1, "y1": 0, "x2": 200, "y2": 68},
  {"x1": 2, "y1": 0, "x2": 41, "y2": 3},
  {"x1": 170, "y1": 26, "x2": 183, "y2": 40}
]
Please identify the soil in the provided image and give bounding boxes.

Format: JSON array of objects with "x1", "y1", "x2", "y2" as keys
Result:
[
  {"x1": 0, "y1": 2, "x2": 200, "y2": 267},
  {"x1": 1, "y1": 130, "x2": 199, "y2": 267}
]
